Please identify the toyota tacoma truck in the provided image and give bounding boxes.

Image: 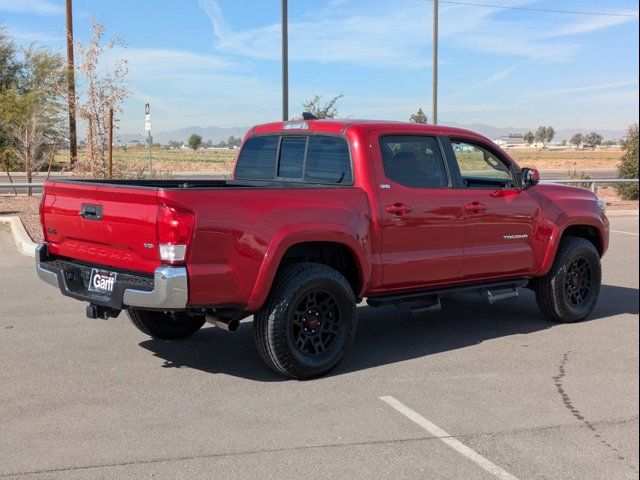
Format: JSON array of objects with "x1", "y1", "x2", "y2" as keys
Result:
[{"x1": 36, "y1": 119, "x2": 609, "y2": 379}]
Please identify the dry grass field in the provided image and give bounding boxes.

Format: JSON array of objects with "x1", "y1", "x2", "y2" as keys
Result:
[
  {"x1": 507, "y1": 148, "x2": 623, "y2": 169},
  {"x1": 49, "y1": 147, "x2": 623, "y2": 174},
  {"x1": 53, "y1": 147, "x2": 238, "y2": 173}
]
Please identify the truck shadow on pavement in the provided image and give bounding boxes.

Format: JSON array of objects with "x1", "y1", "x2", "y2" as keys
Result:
[{"x1": 139, "y1": 284, "x2": 638, "y2": 382}]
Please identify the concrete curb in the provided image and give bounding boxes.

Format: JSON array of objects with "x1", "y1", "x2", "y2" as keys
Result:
[
  {"x1": 607, "y1": 210, "x2": 639, "y2": 217},
  {"x1": 0, "y1": 216, "x2": 37, "y2": 257}
]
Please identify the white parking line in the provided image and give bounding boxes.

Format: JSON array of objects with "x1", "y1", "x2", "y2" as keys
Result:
[
  {"x1": 611, "y1": 230, "x2": 639, "y2": 236},
  {"x1": 379, "y1": 396, "x2": 519, "y2": 480}
]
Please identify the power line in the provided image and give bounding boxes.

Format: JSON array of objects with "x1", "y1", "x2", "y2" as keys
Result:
[{"x1": 427, "y1": 0, "x2": 639, "y2": 18}]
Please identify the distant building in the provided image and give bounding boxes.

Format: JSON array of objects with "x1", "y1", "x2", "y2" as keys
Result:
[{"x1": 493, "y1": 133, "x2": 527, "y2": 148}]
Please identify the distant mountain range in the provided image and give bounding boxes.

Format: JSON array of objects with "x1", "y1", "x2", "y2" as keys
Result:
[
  {"x1": 118, "y1": 126, "x2": 249, "y2": 145},
  {"x1": 118, "y1": 122, "x2": 625, "y2": 145}
]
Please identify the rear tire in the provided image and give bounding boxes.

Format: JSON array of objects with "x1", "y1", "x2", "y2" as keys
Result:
[
  {"x1": 253, "y1": 262, "x2": 357, "y2": 379},
  {"x1": 127, "y1": 308, "x2": 205, "y2": 340},
  {"x1": 532, "y1": 236, "x2": 601, "y2": 323}
]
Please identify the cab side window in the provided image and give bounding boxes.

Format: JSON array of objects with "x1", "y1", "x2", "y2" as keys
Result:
[
  {"x1": 450, "y1": 140, "x2": 515, "y2": 188},
  {"x1": 379, "y1": 135, "x2": 448, "y2": 188}
]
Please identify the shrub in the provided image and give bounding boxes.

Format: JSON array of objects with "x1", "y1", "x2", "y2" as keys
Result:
[
  {"x1": 615, "y1": 124, "x2": 639, "y2": 201},
  {"x1": 567, "y1": 169, "x2": 592, "y2": 189}
]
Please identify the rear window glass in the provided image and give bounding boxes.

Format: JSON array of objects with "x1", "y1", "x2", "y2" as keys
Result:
[
  {"x1": 305, "y1": 136, "x2": 352, "y2": 184},
  {"x1": 278, "y1": 137, "x2": 306, "y2": 179},
  {"x1": 379, "y1": 135, "x2": 448, "y2": 188},
  {"x1": 234, "y1": 136, "x2": 278, "y2": 180},
  {"x1": 234, "y1": 134, "x2": 352, "y2": 184}
]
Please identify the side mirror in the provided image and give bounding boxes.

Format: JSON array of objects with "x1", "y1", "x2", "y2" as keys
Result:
[{"x1": 521, "y1": 167, "x2": 540, "y2": 189}]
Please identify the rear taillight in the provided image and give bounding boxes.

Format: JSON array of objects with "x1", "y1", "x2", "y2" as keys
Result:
[{"x1": 156, "y1": 204, "x2": 195, "y2": 264}]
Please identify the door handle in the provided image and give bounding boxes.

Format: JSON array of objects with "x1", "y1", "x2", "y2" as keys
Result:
[
  {"x1": 80, "y1": 204, "x2": 103, "y2": 221},
  {"x1": 386, "y1": 203, "x2": 413, "y2": 216},
  {"x1": 464, "y1": 201, "x2": 487, "y2": 214}
]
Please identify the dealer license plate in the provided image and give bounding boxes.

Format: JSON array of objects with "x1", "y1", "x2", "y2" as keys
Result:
[{"x1": 88, "y1": 269, "x2": 117, "y2": 296}]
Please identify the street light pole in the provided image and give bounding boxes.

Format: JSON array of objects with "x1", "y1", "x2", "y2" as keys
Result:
[
  {"x1": 108, "y1": 107, "x2": 113, "y2": 180},
  {"x1": 65, "y1": 0, "x2": 78, "y2": 166},
  {"x1": 282, "y1": 0, "x2": 289, "y2": 121},
  {"x1": 145, "y1": 103, "x2": 152, "y2": 173},
  {"x1": 432, "y1": 0, "x2": 438, "y2": 125}
]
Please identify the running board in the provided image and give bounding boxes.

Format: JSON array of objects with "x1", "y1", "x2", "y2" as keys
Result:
[
  {"x1": 485, "y1": 286, "x2": 519, "y2": 304},
  {"x1": 367, "y1": 279, "x2": 528, "y2": 312}
]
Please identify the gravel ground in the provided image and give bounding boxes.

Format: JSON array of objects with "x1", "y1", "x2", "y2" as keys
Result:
[{"x1": 0, "y1": 195, "x2": 43, "y2": 243}]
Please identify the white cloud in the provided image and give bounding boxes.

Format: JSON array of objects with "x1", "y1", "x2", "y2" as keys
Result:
[
  {"x1": 99, "y1": 47, "x2": 277, "y2": 132},
  {"x1": 545, "y1": 11, "x2": 639, "y2": 38},
  {"x1": 5, "y1": 26, "x2": 64, "y2": 43},
  {"x1": 198, "y1": 0, "x2": 433, "y2": 68},
  {"x1": 0, "y1": 0, "x2": 62, "y2": 16},
  {"x1": 196, "y1": 0, "x2": 637, "y2": 68},
  {"x1": 520, "y1": 80, "x2": 639, "y2": 98}
]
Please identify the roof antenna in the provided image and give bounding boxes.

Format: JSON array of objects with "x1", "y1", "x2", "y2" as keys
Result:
[{"x1": 302, "y1": 112, "x2": 318, "y2": 120}]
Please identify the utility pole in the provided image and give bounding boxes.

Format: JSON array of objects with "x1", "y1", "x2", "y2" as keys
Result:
[
  {"x1": 65, "y1": 0, "x2": 78, "y2": 167},
  {"x1": 108, "y1": 107, "x2": 113, "y2": 180},
  {"x1": 145, "y1": 103, "x2": 152, "y2": 173},
  {"x1": 281, "y1": 0, "x2": 289, "y2": 121},
  {"x1": 432, "y1": 0, "x2": 438, "y2": 125}
]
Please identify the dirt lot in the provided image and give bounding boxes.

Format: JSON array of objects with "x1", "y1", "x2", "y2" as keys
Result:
[{"x1": 507, "y1": 148, "x2": 623, "y2": 169}]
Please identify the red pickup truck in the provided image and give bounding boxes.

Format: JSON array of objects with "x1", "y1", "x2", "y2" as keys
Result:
[{"x1": 37, "y1": 119, "x2": 609, "y2": 378}]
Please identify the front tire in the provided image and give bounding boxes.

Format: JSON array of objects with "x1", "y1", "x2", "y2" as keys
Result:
[
  {"x1": 127, "y1": 308, "x2": 205, "y2": 340},
  {"x1": 253, "y1": 262, "x2": 357, "y2": 379},
  {"x1": 532, "y1": 236, "x2": 601, "y2": 323}
]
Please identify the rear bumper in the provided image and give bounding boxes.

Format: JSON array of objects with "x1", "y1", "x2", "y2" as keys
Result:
[{"x1": 35, "y1": 244, "x2": 188, "y2": 310}]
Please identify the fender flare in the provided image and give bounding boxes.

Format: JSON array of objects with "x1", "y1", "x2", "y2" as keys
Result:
[
  {"x1": 537, "y1": 213, "x2": 607, "y2": 276},
  {"x1": 245, "y1": 223, "x2": 371, "y2": 311}
]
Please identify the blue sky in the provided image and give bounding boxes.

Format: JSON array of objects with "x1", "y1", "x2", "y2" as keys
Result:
[{"x1": 1, "y1": 0, "x2": 638, "y2": 135}]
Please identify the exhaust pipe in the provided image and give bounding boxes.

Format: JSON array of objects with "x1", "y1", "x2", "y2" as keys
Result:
[{"x1": 205, "y1": 310, "x2": 241, "y2": 332}]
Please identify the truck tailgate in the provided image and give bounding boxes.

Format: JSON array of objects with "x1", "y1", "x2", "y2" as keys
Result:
[{"x1": 41, "y1": 181, "x2": 161, "y2": 273}]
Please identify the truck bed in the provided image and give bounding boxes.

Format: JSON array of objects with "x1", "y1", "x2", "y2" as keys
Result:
[{"x1": 40, "y1": 179, "x2": 371, "y2": 309}]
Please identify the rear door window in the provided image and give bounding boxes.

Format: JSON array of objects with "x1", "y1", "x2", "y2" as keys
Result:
[
  {"x1": 379, "y1": 135, "x2": 449, "y2": 188},
  {"x1": 234, "y1": 136, "x2": 278, "y2": 180},
  {"x1": 304, "y1": 136, "x2": 352, "y2": 184}
]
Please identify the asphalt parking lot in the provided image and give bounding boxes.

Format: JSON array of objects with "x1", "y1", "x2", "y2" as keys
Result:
[{"x1": 1, "y1": 215, "x2": 638, "y2": 480}]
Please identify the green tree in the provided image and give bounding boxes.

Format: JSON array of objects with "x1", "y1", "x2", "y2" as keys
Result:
[
  {"x1": 534, "y1": 126, "x2": 547, "y2": 147},
  {"x1": 535, "y1": 125, "x2": 555, "y2": 148},
  {"x1": 0, "y1": 24, "x2": 21, "y2": 168},
  {"x1": 583, "y1": 131, "x2": 603, "y2": 148},
  {"x1": 570, "y1": 133, "x2": 583, "y2": 149},
  {"x1": 188, "y1": 133, "x2": 203, "y2": 151},
  {"x1": 0, "y1": 25, "x2": 20, "y2": 91},
  {"x1": 302, "y1": 94, "x2": 344, "y2": 119},
  {"x1": 615, "y1": 124, "x2": 638, "y2": 200},
  {"x1": 523, "y1": 131, "x2": 534, "y2": 145},
  {"x1": 227, "y1": 135, "x2": 241, "y2": 148},
  {"x1": 545, "y1": 126, "x2": 555, "y2": 145},
  {"x1": 409, "y1": 107, "x2": 428, "y2": 124},
  {"x1": 0, "y1": 45, "x2": 65, "y2": 194}
]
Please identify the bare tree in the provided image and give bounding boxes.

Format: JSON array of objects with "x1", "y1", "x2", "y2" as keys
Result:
[{"x1": 74, "y1": 18, "x2": 129, "y2": 178}]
